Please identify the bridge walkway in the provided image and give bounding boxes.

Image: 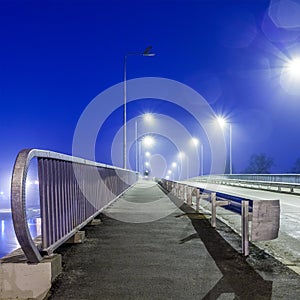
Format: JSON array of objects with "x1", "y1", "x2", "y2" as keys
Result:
[{"x1": 48, "y1": 180, "x2": 300, "y2": 299}]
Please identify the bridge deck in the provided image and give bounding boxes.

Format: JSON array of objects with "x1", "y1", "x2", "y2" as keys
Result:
[{"x1": 48, "y1": 180, "x2": 300, "y2": 299}]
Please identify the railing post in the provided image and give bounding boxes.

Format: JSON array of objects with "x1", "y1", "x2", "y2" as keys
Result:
[
  {"x1": 172, "y1": 182, "x2": 175, "y2": 195},
  {"x1": 242, "y1": 200, "x2": 249, "y2": 256},
  {"x1": 186, "y1": 186, "x2": 191, "y2": 205},
  {"x1": 195, "y1": 189, "x2": 200, "y2": 212},
  {"x1": 176, "y1": 183, "x2": 180, "y2": 198},
  {"x1": 179, "y1": 184, "x2": 185, "y2": 202},
  {"x1": 190, "y1": 187, "x2": 193, "y2": 205},
  {"x1": 211, "y1": 192, "x2": 217, "y2": 228}
]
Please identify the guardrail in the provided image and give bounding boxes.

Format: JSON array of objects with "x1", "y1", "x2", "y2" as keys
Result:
[
  {"x1": 190, "y1": 174, "x2": 300, "y2": 194},
  {"x1": 11, "y1": 149, "x2": 138, "y2": 263},
  {"x1": 158, "y1": 179, "x2": 280, "y2": 256}
]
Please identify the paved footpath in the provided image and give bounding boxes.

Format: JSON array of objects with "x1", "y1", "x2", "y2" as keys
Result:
[{"x1": 48, "y1": 180, "x2": 300, "y2": 300}]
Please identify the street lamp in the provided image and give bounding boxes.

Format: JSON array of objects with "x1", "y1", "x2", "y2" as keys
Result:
[
  {"x1": 123, "y1": 46, "x2": 155, "y2": 169},
  {"x1": 192, "y1": 138, "x2": 199, "y2": 146},
  {"x1": 217, "y1": 116, "x2": 232, "y2": 174},
  {"x1": 143, "y1": 113, "x2": 154, "y2": 123},
  {"x1": 138, "y1": 135, "x2": 155, "y2": 174},
  {"x1": 143, "y1": 135, "x2": 155, "y2": 147},
  {"x1": 135, "y1": 113, "x2": 154, "y2": 172},
  {"x1": 286, "y1": 57, "x2": 300, "y2": 79}
]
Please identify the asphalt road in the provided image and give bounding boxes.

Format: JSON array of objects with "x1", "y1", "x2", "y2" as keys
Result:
[{"x1": 47, "y1": 180, "x2": 300, "y2": 299}]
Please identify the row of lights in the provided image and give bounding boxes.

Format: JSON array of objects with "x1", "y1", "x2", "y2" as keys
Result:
[
  {"x1": 124, "y1": 46, "x2": 300, "y2": 171},
  {"x1": 136, "y1": 113, "x2": 232, "y2": 178},
  {"x1": 123, "y1": 45, "x2": 236, "y2": 175}
]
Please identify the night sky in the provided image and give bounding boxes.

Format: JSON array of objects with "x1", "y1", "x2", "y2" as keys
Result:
[{"x1": 1, "y1": 0, "x2": 300, "y2": 201}]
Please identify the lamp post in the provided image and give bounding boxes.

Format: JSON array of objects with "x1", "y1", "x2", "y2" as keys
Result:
[
  {"x1": 192, "y1": 138, "x2": 204, "y2": 176},
  {"x1": 171, "y1": 162, "x2": 178, "y2": 180},
  {"x1": 123, "y1": 46, "x2": 155, "y2": 169},
  {"x1": 178, "y1": 151, "x2": 189, "y2": 179},
  {"x1": 217, "y1": 116, "x2": 232, "y2": 174}
]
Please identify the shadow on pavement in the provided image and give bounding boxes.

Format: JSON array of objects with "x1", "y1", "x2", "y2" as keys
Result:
[{"x1": 178, "y1": 203, "x2": 273, "y2": 299}]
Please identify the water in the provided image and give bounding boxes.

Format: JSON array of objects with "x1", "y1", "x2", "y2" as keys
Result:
[{"x1": 0, "y1": 210, "x2": 41, "y2": 258}]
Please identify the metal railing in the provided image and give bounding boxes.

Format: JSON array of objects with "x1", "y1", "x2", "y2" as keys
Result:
[
  {"x1": 158, "y1": 179, "x2": 280, "y2": 256},
  {"x1": 190, "y1": 174, "x2": 300, "y2": 194},
  {"x1": 205, "y1": 174, "x2": 300, "y2": 183},
  {"x1": 11, "y1": 149, "x2": 138, "y2": 263}
]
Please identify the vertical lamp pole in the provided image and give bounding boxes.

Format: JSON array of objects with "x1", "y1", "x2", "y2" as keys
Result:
[
  {"x1": 229, "y1": 123, "x2": 232, "y2": 175},
  {"x1": 123, "y1": 56, "x2": 127, "y2": 169},
  {"x1": 192, "y1": 138, "x2": 203, "y2": 177},
  {"x1": 217, "y1": 116, "x2": 232, "y2": 175},
  {"x1": 135, "y1": 120, "x2": 138, "y2": 172},
  {"x1": 123, "y1": 46, "x2": 155, "y2": 169},
  {"x1": 200, "y1": 143, "x2": 204, "y2": 176}
]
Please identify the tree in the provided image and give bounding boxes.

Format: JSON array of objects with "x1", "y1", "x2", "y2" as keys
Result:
[
  {"x1": 244, "y1": 153, "x2": 274, "y2": 174},
  {"x1": 290, "y1": 158, "x2": 300, "y2": 173}
]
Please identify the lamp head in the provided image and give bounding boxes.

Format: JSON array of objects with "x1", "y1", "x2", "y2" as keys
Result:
[
  {"x1": 143, "y1": 45, "x2": 156, "y2": 56},
  {"x1": 286, "y1": 57, "x2": 300, "y2": 79},
  {"x1": 216, "y1": 116, "x2": 227, "y2": 128}
]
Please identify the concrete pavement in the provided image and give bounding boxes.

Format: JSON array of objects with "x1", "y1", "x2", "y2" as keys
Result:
[{"x1": 47, "y1": 180, "x2": 300, "y2": 299}]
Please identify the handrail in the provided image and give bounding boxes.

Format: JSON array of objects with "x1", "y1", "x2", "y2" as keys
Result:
[
  {"x1": 193, "y1": 174, "x2": 300, "y2": 183},
  {"x1": 158, "y1": 178, "x2": 280, "y2": 256},
  {"x1": 11, "y1": 149, "x2": 138, "y2": 263}
]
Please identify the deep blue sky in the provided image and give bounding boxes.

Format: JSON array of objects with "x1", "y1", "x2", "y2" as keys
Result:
[{"x1": 1, "y1": 0, "x2": 300, "y2": 197}]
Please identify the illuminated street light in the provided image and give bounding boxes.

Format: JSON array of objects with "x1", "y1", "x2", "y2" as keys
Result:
[
  {"x1": 286, "y1": 57, "x2": 300, "y2": 79},
  {"x1": 172, "y1": 162, "x2": 177, "y2": 168},
  {"x1": 217, "y1": 116, "x2": 227, "y2": 128},
  {"x1": 216, "y1": 116, "x2": 232, "y2": 174},
  {"x1": 178, "y1": 151, "x2": 184, "y2": 159},
  {"x1": 135, "y1": 114, "x2": 154, "y2": 172},
  {"x1": 137, "y1": 135, "x2": 155, "y2": 174},
  {"x1": 145, "y1": 161, "x2": 150, "y2": 167},
  {"x1": 192, "y1": 137, "x2": 199, "y2": 146},
  {"x1": 123, "y1": 46, "x2": 155, "y2": 169},
  {"x1": 143, "y1": 113, "x2": 154, "y2": 123},
  {"x1": 143, "y1": 135, "x2": 155, "y2": 147},
  {"x1": 167, "y1": 170, "x2": 172, "y2": 174}
]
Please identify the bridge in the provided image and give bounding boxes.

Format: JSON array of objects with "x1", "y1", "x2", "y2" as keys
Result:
[{"x1": 1, "y1": 149, "x2": 300, "y2": 299}]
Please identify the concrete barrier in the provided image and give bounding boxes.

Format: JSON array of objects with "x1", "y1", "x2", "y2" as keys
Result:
[{"x1": 0, "y1": 250, "x2": 61, "y2": 300}]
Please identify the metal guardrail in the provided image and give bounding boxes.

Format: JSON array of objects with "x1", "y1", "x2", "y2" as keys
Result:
[
  {"x1": 214, "y1": 174, "x2": 300, "y2": 183},
  {"x1": 191, "y1": 174, "x2": 300, "y2": 194},
  {"x1": 11, "y1": 149, "x2": 138, "y2": 263},
  {"x1": 158, "y1": 179, "x2": 280, "y2": 256}
]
